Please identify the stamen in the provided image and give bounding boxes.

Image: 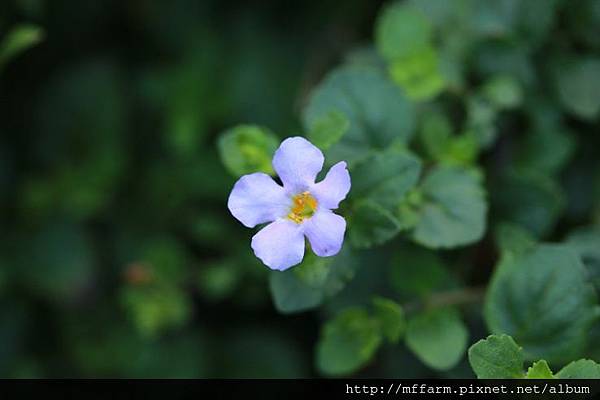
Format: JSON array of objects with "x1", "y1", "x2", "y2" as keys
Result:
[{"x1": 288, "y1": 191, "x2": 318, "y2": 223}]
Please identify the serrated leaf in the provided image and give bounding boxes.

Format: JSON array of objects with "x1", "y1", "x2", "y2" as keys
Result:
[
  {"x1": 316, "y1": 307, "x2": 382, "y2": 376},
  {"x1": 375, "y1": 2, "x2": 432, "y2": 61},
  {"x1": 485, "y1": 244, "x2": 600, "y2": 363},
  {"x1": 556, "y1": 359, "x2": 600, "y2": 379},
  {"x1": 411, "y1": 166, "x2": 487, "y2": 248},
  {"x1": 218, "y1": 125, "x2": 279, "y2": 177},
  {"x1": 525, "y1": 360, "x2": 554, "y2": 379},
  {"x1": 306, "y1": 110, "x2": 349, "y2": 150},
  {"x1": 303, "y1": 66, "x2": 415, "y2": 166},
  {"x1": 468, "y1": 334, "x2": 524, "y2": 379},
  {"x1": 269, "y1": 247, "x2": 358, "y2": 314},
  {"x1": 405, "y1": 307, "x2": 468, "y2": 371},
  {"x1": 372, "y1": 297, "x2": 405, "y2": 343}
]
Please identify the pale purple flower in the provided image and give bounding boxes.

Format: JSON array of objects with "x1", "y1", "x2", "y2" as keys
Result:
[{"x1": 227, "y1": 137, "x2": 351, "y2": 271}]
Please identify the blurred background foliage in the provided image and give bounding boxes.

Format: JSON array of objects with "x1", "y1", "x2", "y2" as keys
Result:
[{"x1": 0, "y1": 0, "x2": 599, "y2": 378}]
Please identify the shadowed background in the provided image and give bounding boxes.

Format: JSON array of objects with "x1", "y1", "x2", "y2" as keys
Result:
[{"x1": 1, "y1": 0, "x2": 599, "y2": 378}]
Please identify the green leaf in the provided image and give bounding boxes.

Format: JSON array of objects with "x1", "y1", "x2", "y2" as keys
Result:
[
  {"x1": 303, "y1": 66, "x2": 415, "y2": 166},
  {"x1": 390, "y1": 246, "x2": 451, "y2": 297},
  {"x1": 269, "y1": 247, "x2": 359, "y2": 314},
  {"x1": 349, "y1": 200, "x2": 403, "y2": 249},
  {"x1": 514, "y1": 130, "x2": 575, "y2": 176},
  {"x1": 494, "y1": 222, "x2": 537, "y2": 256},
  {"x1": 566, "y1": 227, "x2": 600, "y2": 291},
  {"x1": 466, "y1": 95, "x2": 498, "y2": 149},
  {"x1": 121, "y1": 284, "x2": 191, "y2": 338},
  {"x1": 316, "y1": 307, "x2": 382, "y2": 376},
  {"x1": 388, "y1": 46, "x2": 445, "y2": 101},
  {"x1": 420, "y1": 111, "x2": 453, "y2": 160},
  {"x1": 468, "y1": 334, "x2": 524, "y2": 379},
  {"x1": 485, "y1": 244, "x2": 600, "y2": 363},
  {"x1": 0, "y1": 24, "x2": 44, "y2": 70},
  {"x1": 306, "y1": 110, "x2": 350, "y2": 150},
  {"x1": 372, "y1": 297, "x2": 405, "y2": 343},
  {"x1": 405, "y1": 307, "x2": 468, "y2": 371},
  {"x1": 555, "y1": 57, "x2": 600, "y2": 120},
  {"x1": 351, "y1": 147, "x2": 422, "y2": 210},
  {"x1": 375, "y1": 2, "x2": 432, "y2": 61},
  {"x1": 411, "y1": 166, "x2": 487, "y2": 248},
  {"x1": 481, "y1": 75, "x2": 523, "y2": 109},
  {"x1": 492, "y1": 171, "x2": 564, "y2": 237},
  {"x1": 556, "y1": 359, "x2": 600, "y2": 379},
  {"x1": 525, "y1": 360, "x2": 554, "y2": 379},
  {"x1": 218, "y1": 125, "x2": 279, "y2": 177}
]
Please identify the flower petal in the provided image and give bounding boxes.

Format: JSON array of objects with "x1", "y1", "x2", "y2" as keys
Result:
[
  {"x1": 272, "y1": 136, "x2": 324, "y2": 193},
  {"x1": 304, "y1": 210, "x2": 346, "y2": 257},
  {"x1": 227, "y1": 173, "x2": 291, "y2": 228},
  {"x1": 311, "y1": 161, "x2": 351, "y2": 210},
  {"x1": 251, "y1": 219, "x2": 305, "y2": 270}
]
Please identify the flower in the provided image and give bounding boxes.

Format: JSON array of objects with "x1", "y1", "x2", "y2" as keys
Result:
[{"x1": 227, "y1": 136, "x2": 351, "y2": 271}]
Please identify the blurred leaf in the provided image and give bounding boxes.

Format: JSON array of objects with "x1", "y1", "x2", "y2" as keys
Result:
[
  {"x1": 473, "y1": 42, "x2": 535, "y2": 87},
  {"x1": 269, "y1": 247, "x2": 358, "y2": 314},
  {"x1": 316, "y1": 307, "x2": 382, "y2": 376},
  {"x1": 525, "y1": 360, "x2": 554, "y2": 379},
  {"x1": 481, "y1": 75, "x2": 522, "y2": 109},
  {"x1": 0, "y1": 24, "x2": 44, "y2": 70},
  {"x1": 222, "y1": 327, "x2": 308, "y2": 378},
  {"x1": 465, "y1": 95, "x2": 498, "y2": 148},
  {"x1": 566, "y1": 226, "x2": 600, "y2": 291},
  {"x1": 372, "y1": 297, "x2": 405, "y2": 343},
  {"x1": 405, "y1": 307, "x2": 468, "y2": 370},
  {"x1": 468, "y1": 334, "x2": 524, "y2": 379},
  {"x1": 351, "y1": 147, "x2": 422, "y2": 210},
  {"x1": 388, "y1": 46, "x2": 445, "y2": 101},
  {"x1": 375, "y1": 2, "x2": 432, "y2": 61},
  {"x1": 306, "y1": 110, "x2": 350, "y2": 150},
  {"x1": 485, "y1": 244, "x2": 600, "y2": 363},
  {"x1": 218, "y1": 125, "x2": 279, "y2": 177},
  {"x1": 121, "y1": 284, "x2": 191, "y2": 338},
  {"x1": 514, "y1": 130, "x2": 575, "y2": 176},
  {"x1": 420, "y1": 111, "x2": 452, "y2": 160},
  {"x1": 303, "y1": 66, "x2": 415, "y2": 166},
  {"x1": 15, "y1": 223, "x2": 94, "y2": 302},
  {"x1": 420, "y1": 111, "x2": 478, "y2": 166},
  {"x1": 349, "y1": 200, "x2": 403, "y2": 249},
  {"x1": 564, "y1": 0, "x2": 600, "y2": 49},
  {"x1": 554, "y1": 57, "x2": 600, "y2": 120},
  {"x1": 556, "y1": 359, "x2": 600, "y2": 379},
  {"x1": 494, "y1": 222, "x2": 536, "y2": 256},
  {"x1": 390, "y1": 246, "x2": 451, "y2": 298},
  {"x1": 197, "y1": 261, "x2": 240, "y2": 302},
  {"x1": 492, "y1": 171, "x2": 564, "y2": 237},
  {"x1": 411, "y1": 166, "x2": 487, "y2": 248},
  {"x1": 24, "y1": 61, "x2": 126, "y2": 220}
]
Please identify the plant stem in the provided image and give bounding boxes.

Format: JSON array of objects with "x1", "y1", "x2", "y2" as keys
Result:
[{"x1": 404, "y1": 286, "x2": 486, "y2": 314}]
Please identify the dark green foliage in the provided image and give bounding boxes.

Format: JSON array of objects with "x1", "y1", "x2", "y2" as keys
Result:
[{"x1": 1, "y1": 0, "x2": 600, "y2": 378}]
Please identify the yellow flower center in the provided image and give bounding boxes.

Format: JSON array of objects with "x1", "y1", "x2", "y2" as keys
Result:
[{"x1": 288, "y1": 191, "x2": 318, "y2": 223}]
